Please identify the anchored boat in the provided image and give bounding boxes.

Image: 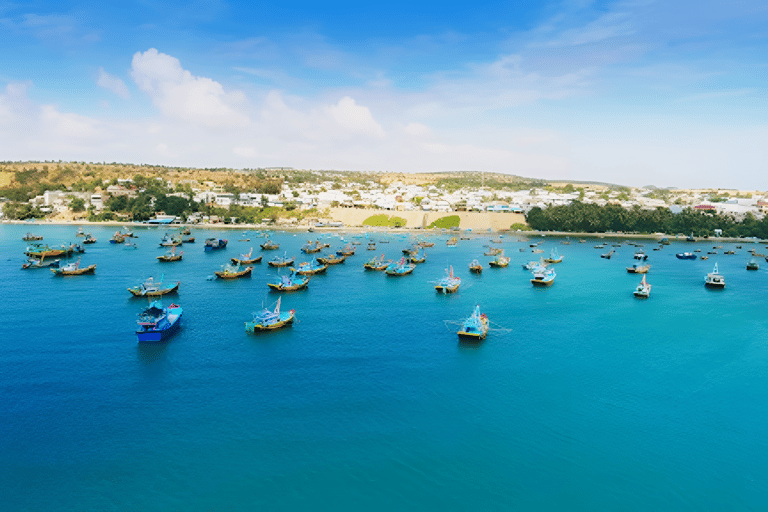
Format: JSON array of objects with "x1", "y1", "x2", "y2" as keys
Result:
[
  {"x1": 457, "y1": 305, "x2": 489, "y2": 341},
  {"x1": 245, "y1": 297, "x2": 295, "y2": 332},
  {"x1": 136, "y1": 301, "x2": 182, "y2": 343}
]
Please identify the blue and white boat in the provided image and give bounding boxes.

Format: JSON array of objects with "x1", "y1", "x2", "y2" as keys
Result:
[
  {"x1": 435, "y1": 266, "x2": 461, "y2": 293},
  {"x1": 531, "y1": 267, "x2": 556, "y2": 287},
  {"x1": 385, "y1": 257, "x2": 415, "y2": 276},
  {"x1": 204, "y1": 238, "x2": 227, "y2": 251},
  {"x1": 245, "y1": 297, "x2": 295, "y2": 332},
  {"x1": 135, "y1": 301, "x2": 183, "y2": 342},
  {"x1": 457, "y1": 305, "x2": 489, "y2": 341}
]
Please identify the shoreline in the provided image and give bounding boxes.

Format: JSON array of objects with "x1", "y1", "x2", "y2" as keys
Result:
[{"x1": 4, "y1": 219, "x2": 764, "y2": 244}]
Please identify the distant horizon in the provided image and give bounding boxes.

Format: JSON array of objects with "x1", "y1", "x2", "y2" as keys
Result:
[{"x1": 2, "y1": 0, "x2": 767, "y2": 190}]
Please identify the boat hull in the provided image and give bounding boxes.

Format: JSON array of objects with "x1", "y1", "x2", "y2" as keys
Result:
[
  {"x1": 128, "y1": 282, "x2": 180, "y2": 297},
  {"x1": 531, "y1": 278, "x2": 554, "y2": 287},
  {"x1": 435, "y1": 284, "x2": 459, "y2": 293},
  {"x1": 245, "y1": 312, "x2": 295, "y2": 332},
  {"x1": 215, "y1": 267, "x2": 253, "y2": 279},
  {"x1": 267, "y1": 281, "x2": 308, "y2": 291}
]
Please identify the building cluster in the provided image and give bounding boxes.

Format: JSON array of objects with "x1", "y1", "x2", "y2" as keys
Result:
[{"x1": 4, "y1": 172, "x2": 767, "y2": 222}]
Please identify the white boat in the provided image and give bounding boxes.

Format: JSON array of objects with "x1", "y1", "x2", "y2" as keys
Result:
[
  {"x1": 530, "y1": 267, "x2": 556, "y2": 287},
  {"x1": 705, "y1": 263, "x2": 725, "y2": 288},
  {"x1": 633, "y1": 275, "x2": 651, "y2": 298}
]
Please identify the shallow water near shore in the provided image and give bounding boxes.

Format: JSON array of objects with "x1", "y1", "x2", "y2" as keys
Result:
[{"x1": 2, "y1": 225, "x2": 767, "y2": 511}]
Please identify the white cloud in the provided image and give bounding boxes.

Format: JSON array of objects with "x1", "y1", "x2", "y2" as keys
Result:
[
  {"x1": 130, "y1": 48, "x2": 250, "y2": 129},
  {"x1": 97, "y1": 68, "x2": 130, "y2": 99}
]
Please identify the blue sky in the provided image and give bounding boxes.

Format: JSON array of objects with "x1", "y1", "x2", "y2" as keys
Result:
[{"x1": 1, "y1": 0, "x2": 767, "y2": 189}]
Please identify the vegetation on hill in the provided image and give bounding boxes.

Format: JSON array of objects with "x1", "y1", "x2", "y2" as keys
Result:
[
  {"x1": 427, "y1": 215, "x2": 460, "y2": 229},
  {"x1": 526, "y1": 202, "x2": 768, "y2": 238},
  {"x1": 362, "y1": 214, "x2": 406, "y2": 227}
]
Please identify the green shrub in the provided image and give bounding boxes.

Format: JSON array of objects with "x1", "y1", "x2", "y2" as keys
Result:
[
  {"x1": 510, "y1": 223, "x2": 531, "y2": 231},
  {"x1": 428, "y1": 215, "x2": 460, "y2": 229}
]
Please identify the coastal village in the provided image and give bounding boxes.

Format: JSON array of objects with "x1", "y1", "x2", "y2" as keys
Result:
[{"x1": 1, "y1": 162, "x2": 767, "y2": 228}]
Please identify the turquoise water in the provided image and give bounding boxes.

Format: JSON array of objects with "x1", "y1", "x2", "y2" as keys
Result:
[{"x1": 2, "y1": 225, "x2": 767, "y2": 511}]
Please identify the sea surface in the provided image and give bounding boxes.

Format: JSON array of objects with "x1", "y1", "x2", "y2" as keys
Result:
[{"x1": 1, "y1": 224, "x2": 767, "y2": 511}]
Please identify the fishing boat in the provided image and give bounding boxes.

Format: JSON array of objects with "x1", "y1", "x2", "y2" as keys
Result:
[
  {"x1": 385, "y1": 257, "x2": 416, "y2": 276},
  {"x1": 626, "y1": 263, "x2": 650, "y2": 274},
  {"x1": 136, "y1": 301, "x2": 182, "y2": 343},
  {"x1": 157, "y1": 247, "x2": 183, "y2": 262},
  {"x1": 544, "y1": 248, "x2": 563, "y2": 264},
  {"x1": 231, "y1": 248, "x2": 262, "y2": 265},
  {"x1": 469, "y1": 260, "x2": 483, "y2": 273},
  {"x1": 488, "y1": 251, "x2": 510, "y2": 267},
  {"x1": 181, "y1": 235, "x2": 195, "y2": 243},
  {"x1": 22, "y1": 233, "x2": 43, "y2": 241},
  {"x1": 245, "y1": 297, "x2": 295, "y2": 332},
  {"x1": 180, "y1": 227, "x2": 191, "y2": 235},
  {"x1": 633, "y1": 251, "x2": 648, "y2": 260},
  {"x1": 25, "y1": 244, "x2": 68, "y2": 259},
  {"x1": 435, "y1": 266, "x2": 461, "y2": 293},
  {"x1": 601, "y1": 249, "x2": 615, "y2": 259},
  {"x1": 747, "y1": 257, "x2": 759, "y2": 270},
  {"x1": 317, "y1": 253, "x2": 346, "y2": 265},
  {"x1": 260, "y1": 240, "x2": 279, "y2": 250},
  {"x1": 291, "y1": 259, "x2": 328, "y2": 275},
  {"x1": 484, "y1": 247, "x2": 502, "y2": 256},
  {"x1": 704, "y1": 263, "x2": 725, "y2": 288},
  {"x1": 337, "y1": 243, "x2": 356, "y2": 256},
  {"x1": 523, "y1": 258, "x2": 547, "y2": 271},
  {"x1": 160, "y1": 233, "x2": 182, "y2": 247},
  {"x1": 122, "y1": 226, "x2": 136, "y2": 238},
  {"x1": 51, "y1": 257, "x2": 96, "y2": 275},
  {"x1": 633, "y1": 275, "x2": 651, "y2": 298},
  {"x1": 676, "y1": 252, "x2": 697, "y2": 260},
  {"x1": 724, "y1": 250, "x2": 735, "y2": 255},
  {"x1": 22, "y1": 257, "x2": 60, "y2": 270},
  {"x1": 531, "y1": 267, "x2": 556, "y2": 286},
  {"x1": 215, "y1": 263, "x2": 253, "y2": 279},
  {"x1": 301, "y1": 240, "x2": 323, "y2": 254},
  {"x1": 363, "y1": 254, "x2": 390, "y2": 270},
  {"x1": 268, "y1": 253, "x2": 295, "y2": 267},
  {"x1": 457, "y1": 305, "x2": 489, "y2": 341},
  {"x1": 110, "y1": 231, "x2": 126, "y2": 244},
  {"x1": 418, "y1": 241, "x2": 435, "y2": 248},
  {"x1": 408, "y1": 248, "x2": 426, "y2": 264},
  {"x1": 446, "y1": 237, "x2": 458, "y2": 246},
  {"x1": 267, "y1": 272, "x2": 309, "y2": 291},
  {"x1": 204, "y1": 238, "x2": 228, "y2": 251},
  {"x1": 659, "y1": 238, "x2": 670, "y2": 245},
  {"x1": 82, "y1": 234, "x2": 97, "y2": 244},
  {"x1": 128, "y1": 276, "x2": 180, "y2": 297}
]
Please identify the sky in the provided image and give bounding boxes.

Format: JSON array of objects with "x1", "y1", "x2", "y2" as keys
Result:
[{"x1": 1, "y1": 0, "x2": 767, "y2": 189}]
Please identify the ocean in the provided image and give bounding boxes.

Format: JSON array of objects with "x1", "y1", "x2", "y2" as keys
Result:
[{"x1": 2, "y1": 224, "x2": 767, "y2": 511}]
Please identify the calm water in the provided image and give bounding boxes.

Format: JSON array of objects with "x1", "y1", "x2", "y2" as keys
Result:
[{"x1": 2, "y1": 225, "x2": 767, "y2": 511}]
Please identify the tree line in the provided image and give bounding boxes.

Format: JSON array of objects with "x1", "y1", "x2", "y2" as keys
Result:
[{"x1": 525, "y1": 202, "x2": 768, "y2": 239}]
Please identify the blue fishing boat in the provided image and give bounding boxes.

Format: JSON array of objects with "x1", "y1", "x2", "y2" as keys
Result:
[
  {"x1": 135, "y1": 301, "x2": 182, "y2": 342},
  {"x1": 435, "y1": 266, "x2": 461, "y2": 293},
  {"x1": 385, "y1": 257, "x2": 415, "y2": 276},
  {"x1": 531, "y1": 267, "x2": 556, "y2": 287},
  {"x1": 457, "y1": 305, "x2": 489, "y2": 341},
  {"x1": 291, "y1": 259, "x2": 328, "y2": 275},
  {"x1": 268, "y1": 253, "x2": 295, "y2": 267},
  {"x1": 245, "y1": 297, "x2": 295, "y2": 332},
  {"x1": 204, "y1": 238, "x2": 227, "y2": 251}
]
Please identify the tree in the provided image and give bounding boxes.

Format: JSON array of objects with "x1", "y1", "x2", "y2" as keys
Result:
[{"x1": 70, "y1": 197, "x2": 86, "y2": 212}]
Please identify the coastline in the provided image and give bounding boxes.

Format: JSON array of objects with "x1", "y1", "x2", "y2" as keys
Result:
[{"x1": 4, "y1": 218, "x2": 763, "y2": 243}]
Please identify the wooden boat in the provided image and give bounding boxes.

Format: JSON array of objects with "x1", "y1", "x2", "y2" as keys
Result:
[
  {"x1": 435, "y1": 266, "x2": 461, "y2": 293},
  {"x1": 488, "y1": 251, "x2": 510, "y2": 267},
  {"x1": 317, "y1": 253, "x2": 346, "y2": 265},
  {"x1": 204, "y1": 238, "x2": 227, "y2": 251},
  {"x1": 51, "y1": 258, "x2": 96, "y2": 275},
  {"x1": 23, "y1": 233, "x2": 43, "y2": 241},
  {"x1": 110, "y1": 231, "x2": 126, "y2": 244},
  {"x1": 418, "y1": 241, "x2": 435, "y2": 248},
  {"x1": 25, "y1": 244, "x2": 69, "y2": 259},
  {"x1": 245, "y1": 297, "x2": 295, "y2": 332},
  {"x1": 704, "y1": 263, "x2": 725, "y2": 288},
  {"x1": 484, "y1": 247, "x2": 502, "y2": 256},
  {"x1": 446, "y1": 237, "x2": 458, "y2": 246},
  {"x1": 215, "y1": 263, "x2": 253, "y2": 279},
  {"x1": 268, "y1": 253, "x2": 295, "y2": 267},
  {"x1": 160, "y1": 233, "x2": 182, "y2": 247},
  {"x1": 231, "y1": 248, "x2": 262, "y2": 265},
  {"x1": 301, "y1": 240, "x2": 323, "y2": 253},
  {"x1": 457, "y1": 305, "x2": 489, "y2": 341},
  {"x1": 407, "y1": 248, "x2": 426, "y2": 264},
  {"x1": 469, "y1": 259, "x2": 483, "y2": 273},
  {"x1": 531, "y1": 267, "x2": 556, "y2": 287},
  {"x1": 157, "y1": 247, "x2": 183, "y2": 262},
  {"x1": 633, "y1": 275, "x2": 651, "y2": 298},
  {"x1": 747, "y1": 257, "x2": 759, "y2": 270},
  {"x1": 363, "y1": 254, "x2": 390, "y2": 270},
  {"x1": 136, "y1": 301, "x2": 182, "y2": 343},
  {"x1": 291, "y1": 260, "x2": 328, "y2": 275},
  {"x1": 626, "y1": 263, "x2": 650, "y2": 274},
  {"x1": 82, "y1": 234, "x2": 97, "y2": 244},
  {"x1": 22, "y1": 257, "x2": 60, "y2": 270},
  {"x1": 544, "y1": 248, "x2": 563, "y2": 264},
  {"x1": 267, "y1": 272, "x2": 309, "y2": 291},
  {"x1": 337, "y1": 243, "x2": 356, "y2": 256},
  {"x1": 128, "y1": 276, "x2": 180, "y2": 297},
  {"x1": 601, "y1": 249, "x2": 615, "y2": 259},
  {"x1": 385, "y1": 257, "x2": 416, "y2": 276},
  {"x1": 260, "y1": 240, "x2": 279, "y2": 250}
]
